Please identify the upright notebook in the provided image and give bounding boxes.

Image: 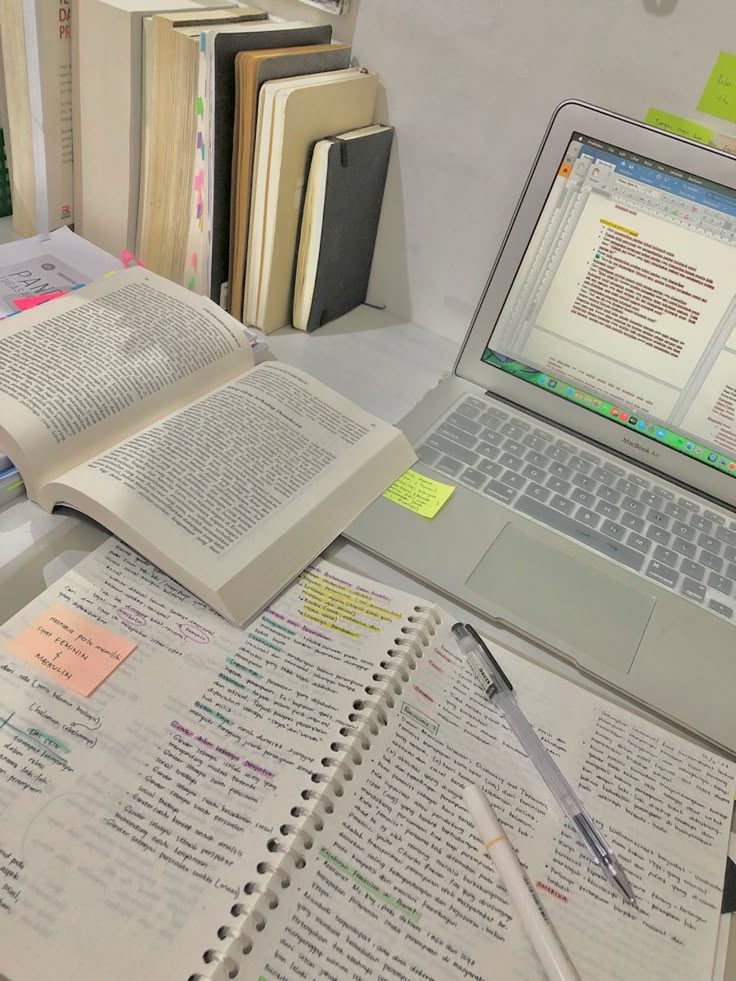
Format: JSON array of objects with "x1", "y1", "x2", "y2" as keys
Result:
[
  {"x1": 293, "y1": 124, "x2": 393, "y2": 331},
  {"x1": 245, "y1": 69, "x2": 378, "y2": 333},
  {"x1": 1, "y1": 539, "x2": 734, "y2": 980},
  {"x1": 228, "y1": 42, "x2": 353, "y2": 322}
]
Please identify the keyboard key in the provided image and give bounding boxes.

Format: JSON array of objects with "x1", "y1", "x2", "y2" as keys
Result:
[
  {"x1": 456, "y1": 400, "x2": 482, "y2": 419},
  {"x1": 532, "y1": 428, "x2": 553, "y2": 442},
  {"x1": 549, "y1": 462, "x2": 573, "y2": 480},
  {"x1": 690, "y1": 515, "x2": 712, "y2": 533},
  {"x1": 478, "y1": 413, "x2": 502, "y2": 430},
  {"x1": 698, "y1": 534, "x2": 722, "y2": 555},
  {"x1": 526, "y1": 451, "x2": 547, "y2": 468},
  {"x1": 545, "y1": 444, "x2": 570, "y2": 463},
  {"x1": 672, "y1": 537, "x2": 697, "y2": 559},
  {"x1": 523, "y1": 434, "x2": 548, "y2": 452},
  {"x1": 556, "y1": 439, "x2": 577, "y2": 453},
  {"x1": 700, "y1": 551, "x2": 723, "y2": 572},
  {"x1": 502, "y1": 471, "x2": 527, "y2": 490},
  {"x1": 437, "y1": 423, "x2": 477, "y2": 448},
  {"x1": 504, "y1": 439, "x2": 526, "y2": 455},
  {"x1": 500, "y1": 423, "x2": 526, "y2": 440},
  {"x1": 653, "y1": 485, "x2": 674, "y2": 501},
  {"x1": 716, "y1": 526, "x2": 736, "y2": 548},
  {"x1": 621, "y1": 497, "x2": 646, "y2": 516},
  {"x1": 647, "y1": 509, "x2": 670, "y2": 528},
  {"x1": 483, "y1": 479, "x2": 516, "y2": 504},
  {"x1": 681, "y1": 579, "x2": 706, "y2": 602},
  {"x1": 580, "y1": 450, "x2": 602, "y2": 464},
  {"x1": 462, "y1": 396, "x2": 487, "y2": 409},
  {"x1": 479, "y1": 429, "x2": 505, "y2": 446},
  {"x1": 528, "y1": 482, "x2": 551, "y2": 502},
  {"x1": 592, "y1": 466, "x2": 613, "y2": 482},
  {"x1": 478, "y1": 458, "x2": 503, "y2": 478},
  {"x1": 653, "y1": 544, "x2": 678, "y2": 568},
  {"x1": 727, "y1": 562, "x2": 736, "y2": 580},
  {"x1": 436, "y1": 456, "x2": 463, "y2": 476},
  {"x1": 514, "y1": 496, "x2": 645, "y2": 571},
  {"x1": 426, "y1": 434, "x2": 479, "y2": 466},
  {"x1": 629, "y1": 474, "x2": 650, "y2": 488},
  {"x1": 708, "y1": 573, "x2": 732, "y2": 595},
  {"x1": 573, "y1": 474, "x2": 597, "y2": 492},
  {"x1": 546, "y1": 476, "x2": 571, "y2": 496},
  {"x1": 627, "y1": 533, "x2": 651, "y2": 554},
  {"x1": 549, "y1": 494, "x2": 575, "y2": 515},
  {"x1": 681, "y1": 559, "x2": 705, "y2": 581},
  {"x1": 670, "y1": 522, "x2": 694, "y2": 542},
  {"x1": 499, "y1": 452, "x2": 525, "y2": 472},
  {"x1": 417, "y1": 444, "x2": 441, "y2": 465},
  {"x1": 605, "y1": 463, "x2": 626, "y2": 477},
  {"x1": 595, "y1": 500, "x2": 621, "y2": 520},
  {"x1": 477, "y1": 442, "x2": 500, "y2": 459},
  {"x1": 665, "y1": 502, "x2": 689, "y2": 521},
  {"x1": 447, "y1": 412, "x2": 482, "y2": 436},
  {"x1": 576, "y1": 507, "x2": 600, "y2": 528},
  {"x1": 571, "y1": 487, "x2": 595, "y2": 507},
  {"x1": 567, "y1": 455, "x2": 592, "y2": 474},
  {"x1": 646, "y1": 526, "x2": 671, "y2": 546},
  {"x1": 704, "y1": 509, "x2": 725, "y2": 526},
  {"x1": 600, "y1": 520, "x2": 626, "y2": 542},
  {"x1": 459, "y1": 468, "x2": 487, "y2": 490},
  {"x1": 709, "y1": 600, "x2": 733, "y2": 619},
  {"x1": 725, "y1": 545, "x2": 736, "y2": 563},
  {"x1": 616, "y1": 479, "x2": 639, "y2": 496},
  {"x1": 640, "y1": 491, "x2": 663, "y2": 509},
  {"x1": 523, "y1": 464, "x2": 546, "y2": 482},
  {"x1": 597, "y1": 486, "x2": 621, "y2": 504},
  {"x1": 621, "y1": 513, "x2": 645, "y2": 532},
  {"x1": 645, "y1": 561, "x2": 679, "y2": 589}
]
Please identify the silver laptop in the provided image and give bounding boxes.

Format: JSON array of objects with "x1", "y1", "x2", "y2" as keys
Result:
[{"x1": 347, "y1": 100, "x2": 736, "y2": 753}]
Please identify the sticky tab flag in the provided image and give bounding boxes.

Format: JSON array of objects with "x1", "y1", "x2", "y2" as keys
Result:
[
  {"x1": 190, "y1": 252, "x2": 197, "y2": 269},
  {"x1": 196, "y1": 96, "x2": 204, "y2": 117},
  {"x1": 383, "y1": 469, "x2": 455, "y2": 518}
]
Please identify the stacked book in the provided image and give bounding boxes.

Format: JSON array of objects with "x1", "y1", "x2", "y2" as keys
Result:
[{"x1": 10, "y1": 0, "x2": 392, "y2": 333}]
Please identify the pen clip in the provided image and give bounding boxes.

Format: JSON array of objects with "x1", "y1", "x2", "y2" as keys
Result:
[{"x1": 464, "y1": 624, "x2": 514, "y2": 694}]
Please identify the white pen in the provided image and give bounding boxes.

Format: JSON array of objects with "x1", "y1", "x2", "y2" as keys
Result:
[{"x1": 463, "y1": 784, "x2": 582, "y2": 981}]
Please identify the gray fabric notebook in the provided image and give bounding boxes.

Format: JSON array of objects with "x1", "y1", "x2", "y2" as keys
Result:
[{"x1": 293, "y1": 125, "x2": 393, "y2": 331}]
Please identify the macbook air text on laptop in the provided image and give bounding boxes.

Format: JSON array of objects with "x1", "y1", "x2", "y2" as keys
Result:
[{"x1": 347, "y1": 100, "x2": 736, "y2": 752}]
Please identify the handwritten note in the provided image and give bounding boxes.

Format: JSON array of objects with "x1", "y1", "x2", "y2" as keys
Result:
[
  {"x1": 698, "y1": 51, "x2": 736, "y2": 123},
  {"x1": 383, "y1": 469, "x2": 455, "y2": 518},
  {"x1": 5, "y1": 604, "x2": 137, "y2": 696},
  {"x1": 644, "y1": 107, "x2": 713, "y2": 144}
]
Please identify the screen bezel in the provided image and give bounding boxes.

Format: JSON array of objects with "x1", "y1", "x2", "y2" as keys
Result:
[{"x1": 456, "y1": 100, "x2": 736, "y2": 511}]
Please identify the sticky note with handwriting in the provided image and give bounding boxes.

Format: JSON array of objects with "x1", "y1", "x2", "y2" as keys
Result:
[
  {"x1": 698, "y1": 51, "x2": 736, "y2": 123},
  {"x1": 644, "y1": 108, "x2": 713, "y2": 144},
  {"x1": 383, "y1": 469, "x2": 455, "y2": 518},
  {"x1": 6, "y1": 605, "x2": 137, "y2": 696}
]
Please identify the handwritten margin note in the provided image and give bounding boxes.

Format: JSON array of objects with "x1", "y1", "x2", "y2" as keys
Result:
[
  {"x1": 697, "y1": 51, "x2": 736, "y2": 123},
  {"x1": 383, "y1": 469, "x2": 455, "y2": 518},
  {"x1": 644, "y1": 107, "x2": 713, "y2": 144},
  {"x1": 5, "y1": 604, "x2": 137, "y2": 697}
]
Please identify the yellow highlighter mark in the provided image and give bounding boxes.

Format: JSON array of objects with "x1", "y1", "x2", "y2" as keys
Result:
[
  {"x1": 384, "y1": 468, "x2": 455, "y2": 518},
  {"x1": 599, "y1": 219, "x2": 638, "y2": 237}
]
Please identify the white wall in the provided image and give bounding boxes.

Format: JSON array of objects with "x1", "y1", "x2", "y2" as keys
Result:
[{"x1": 349, "y1": 0, "x2": 736, "y2": 343}]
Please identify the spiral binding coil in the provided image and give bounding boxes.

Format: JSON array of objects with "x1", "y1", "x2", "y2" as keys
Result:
[{"x1": 189, "y1": 604, "x2": 442, "y2": 981}]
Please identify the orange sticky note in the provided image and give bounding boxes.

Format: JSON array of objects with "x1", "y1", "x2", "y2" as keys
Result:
[{"x1": 6, "y1": 605, "x2": 137, "y2": 696}]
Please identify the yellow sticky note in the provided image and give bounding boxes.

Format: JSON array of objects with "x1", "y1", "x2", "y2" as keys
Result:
[
  {"x1": 644, "y1": 107, "x2": 713, "y2": 144},
  {"x1": 6, "y1": 604, "x2": 137, "y2": 696},
  {"x1": 698, "y1": 52, "x2": 736, "y2": 123},
  {"x1": 383, "y1": 469, "x2": 455, "y2": 518}
]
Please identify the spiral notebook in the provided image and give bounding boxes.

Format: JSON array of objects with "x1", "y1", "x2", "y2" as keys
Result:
[{"x1": 0, "y1": 539, "x2": 734, "y2": 980}]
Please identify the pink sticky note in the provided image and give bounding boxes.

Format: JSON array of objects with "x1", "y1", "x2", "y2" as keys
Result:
[
  {"x1": 6, "y1": 604, "x2": 137, "y2": 697},
  {"x1": 194, "y1": 169, "x2": 204, "y2": 190}
]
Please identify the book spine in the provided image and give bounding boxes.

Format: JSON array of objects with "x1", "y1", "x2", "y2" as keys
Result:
[{"x1": 190, "y1": 602, "x2": 444, "y2": 979}]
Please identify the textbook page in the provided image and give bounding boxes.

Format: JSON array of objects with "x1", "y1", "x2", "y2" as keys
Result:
[
  {"x1": 45, "y1": 361, "x2": 414, "y2": 624},
  {"x1": 249, "y1": 630, "x2": 736, "y2": 981},
  {"x1": 0, "y1": 540, "x2": 424, "y2": 981},
  {"x1": 0, "y1": 266, "x2": 253, "y2": 494}
]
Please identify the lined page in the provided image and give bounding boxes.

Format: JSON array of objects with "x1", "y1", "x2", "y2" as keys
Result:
[
  {"x1": 0, "y1": 540, "x2": 422, "y2": 981},
  {"x1": 249, "y1": 627, "x2": 736, "y2": 981}
]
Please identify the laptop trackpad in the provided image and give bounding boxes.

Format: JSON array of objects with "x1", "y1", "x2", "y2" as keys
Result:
[{"x1": 465, "y1": 524, "x2": 654, "y2": 674}]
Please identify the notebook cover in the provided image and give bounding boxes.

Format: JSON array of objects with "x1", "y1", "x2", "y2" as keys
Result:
[
  {"x1": 246, "y1": 71, "x2": 378, "y2": 332},
  {"x1": 228, "y1": 42, "x2": 352, "y2": 321},
  {"x1": 302, "y1": 127, "x2": 393, "y2": 331},
  {"x1": 210, "y1": 23, "x2": 332, "y2": 305}
]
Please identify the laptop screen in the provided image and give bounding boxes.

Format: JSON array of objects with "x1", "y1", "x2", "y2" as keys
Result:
[{"x1": 483, "y1": 132, "x2": 736, "y2": 479}]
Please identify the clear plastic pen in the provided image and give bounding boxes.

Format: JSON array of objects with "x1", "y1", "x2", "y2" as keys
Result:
[{"x1": 452, "y1": 622, "x2": 638, "y2": 907}]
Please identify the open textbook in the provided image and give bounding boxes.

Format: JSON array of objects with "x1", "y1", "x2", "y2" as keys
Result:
[
  {"x1": 0, "y1": 540, "x2": 734, "y2": 980},
  {"x1": 0, "y1": 266, "x2": 413, "y2": 625}
]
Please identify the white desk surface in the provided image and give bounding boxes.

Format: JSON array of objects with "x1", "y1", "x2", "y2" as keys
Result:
[{"x1": 1, "y1": 303, "x2": 734, "y2": 977}]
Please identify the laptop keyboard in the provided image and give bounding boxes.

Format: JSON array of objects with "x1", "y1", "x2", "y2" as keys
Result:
[{"x1": 417, "y1": 395, "x2": 736, "y2": 626}]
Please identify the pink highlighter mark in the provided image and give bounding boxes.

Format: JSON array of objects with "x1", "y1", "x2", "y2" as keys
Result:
[{"x1": 13, "y1": 291, "x2": 69, "y2": 310}]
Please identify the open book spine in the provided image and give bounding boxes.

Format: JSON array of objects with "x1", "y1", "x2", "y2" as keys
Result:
[{"x1": 192, "y1": 601, "x2": 445, "y2": 980}]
